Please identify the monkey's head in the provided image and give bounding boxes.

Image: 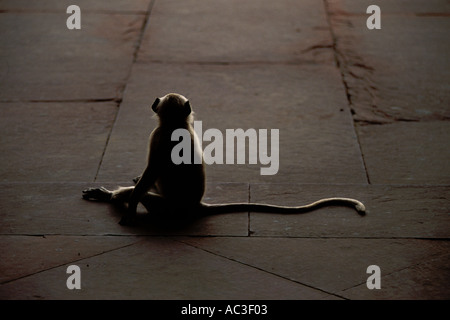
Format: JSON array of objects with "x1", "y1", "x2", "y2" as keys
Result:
[{"x1": 151, "y1": 93, "x2": 193, "y2": 125}]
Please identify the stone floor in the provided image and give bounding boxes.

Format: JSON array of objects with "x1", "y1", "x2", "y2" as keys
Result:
[{"x1": 0, "y1": 0, "x2": 449, "y2": 300}]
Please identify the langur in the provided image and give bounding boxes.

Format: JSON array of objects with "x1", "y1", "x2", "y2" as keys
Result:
[{"x1": 82, "y1": 93, "x2": 365, "y2": 225}]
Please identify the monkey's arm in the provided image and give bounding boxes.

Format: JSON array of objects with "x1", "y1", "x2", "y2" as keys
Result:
[
  {"x1": 120, "y1": 129, "x2": 161, "y2": 225},
  {"x1": 126, "y1": 168, "x2": 157, "y2": 214}
]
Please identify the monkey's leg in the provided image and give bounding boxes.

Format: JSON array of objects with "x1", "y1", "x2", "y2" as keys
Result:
[
  {"x1": 139, "y1": 191, "x2": 165, "y2": 213},
  {"x1": 82, "y1": 186, "x2": 135, "y2": 202},
  {"x1": 83, "y1": 186, "x2": 166, "y2": 225},
  {"x1": 119, "y1": 190, "x2": 166, "y2": 226},
  {"x1": 82, "y1": 187, "x2": 114, "y2": 202},
  {"x1": 110, "y1": 186, "x2": 134, "y2": 202}
]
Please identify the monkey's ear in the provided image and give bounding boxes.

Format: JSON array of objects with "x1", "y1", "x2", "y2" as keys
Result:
[
  {"x1": 151, "y1": 98, "x2": 160, "y2": 113},
  {"x1": 184, "y1": 101, "x2": 192, "y2": 116}
]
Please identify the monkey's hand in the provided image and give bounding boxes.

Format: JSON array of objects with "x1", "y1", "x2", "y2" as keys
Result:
[
  {"x1": 132, "y1": 175, "x2": 141, "y2": 184},
  {"x1": 118, "y1": 214, "x2": 136, "y2": 226},
  {"x1": 119, "y1": 203, "x2": 138, "y2": 226}
]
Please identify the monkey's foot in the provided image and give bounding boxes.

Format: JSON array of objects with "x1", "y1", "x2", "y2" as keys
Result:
[
  {"x1": 119, "y1": 214, "x2": 136, "y2": 226},
  {"x1": 132, "y1": 176, "x2": 141, "y2": 184},
  {"x1": 82, "y1": 187, "x2": 112, "y2": 202}
]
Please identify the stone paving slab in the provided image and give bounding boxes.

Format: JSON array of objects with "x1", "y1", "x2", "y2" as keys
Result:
[
  {"x1": 327, "y1": 0, "x2": 450, "y2": 14},
  {"x1": 341, "y1": 252, "x2": 450, "y2": 300},
  {"x1": 140, "y1": 0, "x2": 333, "y2": 64},
  {"x1": 0, "y1": 102, "x2": 117, "y2": 182},
  {"x1": 0, "y1": 0, "x2": 151, "y2": 12},
  {"x1": 0, "y1": 10, "x2": 142, "y2": 101},
  {"x1": 181, "y1": 237, "x2": 450, "y2": 299},
  {"x1": 97, "y1": 63, "x2": 367, "y2": 184},
  {"x1": 0, "y1": 238, "x2": 333, "y2": 300},
  {"x1": 0, "y1": 182, "x2": 249, "y2": 237},
  {"x1": 0, "y1": 235, "x2": 139, "y2": 284},
  {"x1": 327, "y1": 2, "x2": 450, "y2": 123},
  {"x1": 0, "y1": 182, "x2": 123, "y2": 235},
  {"x1": 1, "y1": 0, "x2": 449, "y2": 301},
  {"x1": 249, "y1": 184, "x2": 450, "y2": 238},
  {"x1": 4, "y1": 182, "x2": 447, "y2": 239},
  {"x1": 357, "y1": 122, "x2": 450, "y2": 185}
]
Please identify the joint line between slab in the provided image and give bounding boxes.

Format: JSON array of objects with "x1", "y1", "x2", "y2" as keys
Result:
[
  {"x1": 340, "y1": 251, "x2": 450, "y2": 295},
  {"x1": 94, "y1": 102, "x2": 119, "y2": 182},
  {"x1": 322, "y1": 0, "x2": 371, "y2": 184},
  {"x1": 93, "y1": 0, "x2": 156, "y2": 182},
  {"x1": 177, "y1": 238, "x2": 347, "y2": 300},
  {"x1": 0, "y1": 239, "x2": 142, "y2": 285},
  {"x1": 132, "y1": 0, "x2": 156, "y2": 63},
  {"x1": 247, "y1": 183, "x2": 251, "y2": 237}
]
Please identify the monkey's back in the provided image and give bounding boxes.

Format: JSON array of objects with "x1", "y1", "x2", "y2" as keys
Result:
[{"x1": 153, "y1": 129, "x2": 206, "y2": 205}]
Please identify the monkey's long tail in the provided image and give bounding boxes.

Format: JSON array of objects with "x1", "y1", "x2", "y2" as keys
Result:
[{"x1": 201, "y1": 198, "x2": 366, "y2": 216}]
